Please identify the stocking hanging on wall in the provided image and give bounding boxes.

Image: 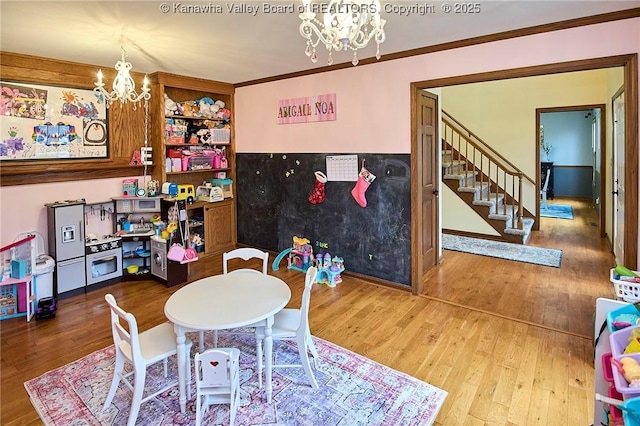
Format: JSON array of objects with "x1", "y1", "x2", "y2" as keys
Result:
[
  {"x1": 308, "y1": 171, "x2": 328, "y2": 204},
  {"x1": 351, "y1": 161, "x2": 376, "y2": 208}
]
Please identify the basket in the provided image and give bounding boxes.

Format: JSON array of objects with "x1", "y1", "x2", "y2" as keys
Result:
[{"x1": 611, "y1": 268, "x2": 640, "y2": 302}]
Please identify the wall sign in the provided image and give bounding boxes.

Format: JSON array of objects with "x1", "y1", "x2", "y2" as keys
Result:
[
  {"x1": 277, "y1": 93, "x2": 336, "y2": 124},
  {"x1": 0, "y1": 81, "x2": 108, "y2": 160}
]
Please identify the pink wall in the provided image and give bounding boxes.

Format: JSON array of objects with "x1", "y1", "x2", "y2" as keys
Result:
[
  {"x1": 235, "y1": 18, "x2": 640, "y2": 154},
  {"x1": 0, "y1": 176, "x2": 143, "y2": 249},
  {"x1": 1, "y1": 17, "x2": 638, "y2": 256}
]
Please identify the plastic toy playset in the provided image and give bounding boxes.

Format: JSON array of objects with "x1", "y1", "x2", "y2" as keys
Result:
[{"x1": 273, "y1": 236, "x2": 345, "y2": 287}]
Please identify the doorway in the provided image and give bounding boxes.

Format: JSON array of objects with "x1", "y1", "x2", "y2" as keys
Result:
[
  {"x1": 536, "y1": 105, "x2": 606, "y2": 235},
  {"x1": 410, "y1": 54, "x2": 638, "y2": 293}
]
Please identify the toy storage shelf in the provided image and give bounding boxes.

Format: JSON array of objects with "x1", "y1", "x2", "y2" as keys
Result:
[{"x1": 149, "y1": 72, "x2": 237, "y2": 267}]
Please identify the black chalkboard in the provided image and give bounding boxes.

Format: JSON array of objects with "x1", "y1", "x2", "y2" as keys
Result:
[{"x1": 237, "y1": 153, "x2": 411, "y2": 285}]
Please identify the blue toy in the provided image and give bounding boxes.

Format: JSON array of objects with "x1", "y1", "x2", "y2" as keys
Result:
[{"x1": 315, "y1": 254, "x2": 345, "y2": 287}]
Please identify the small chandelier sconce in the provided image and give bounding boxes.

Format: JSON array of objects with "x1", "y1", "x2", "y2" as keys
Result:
[
  {"x1": 94, "y1": 47, "x2": 150, "y2": 109},
  {"x1": 299, "y1": 0, "x2": 386, "y2": 66}
]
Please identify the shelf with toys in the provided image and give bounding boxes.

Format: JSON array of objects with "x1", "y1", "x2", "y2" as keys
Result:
[{"x1": 149, "y1": 72, "x2": 237, "y2": 260}]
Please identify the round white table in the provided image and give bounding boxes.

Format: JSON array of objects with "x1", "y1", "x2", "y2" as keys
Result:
[{"x1": 164, "y1": 273, "x2": 291, "y2": 413}]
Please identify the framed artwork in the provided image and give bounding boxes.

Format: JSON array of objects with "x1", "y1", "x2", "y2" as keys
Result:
[{"x1": 0, "y1": 81, "x2": 108, "y2": 160}]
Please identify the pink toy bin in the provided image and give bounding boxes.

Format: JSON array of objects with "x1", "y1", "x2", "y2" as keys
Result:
[
  {"x1": 609, "y1": 385, "x2": 625, "y2": 426},
  {"x1": 604, "y1": 352, "x2": 615, "y2": 383},
  {"x1": 610, "y1": 324, "x2": 640, "y2": 357},
  {"x1": 611, "y1": 353, "x2": 640, "y2": 397}
]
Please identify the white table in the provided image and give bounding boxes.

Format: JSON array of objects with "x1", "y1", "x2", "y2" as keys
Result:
[{"x1": 164, "y1": 273, "x2": 291, "y2": 413}]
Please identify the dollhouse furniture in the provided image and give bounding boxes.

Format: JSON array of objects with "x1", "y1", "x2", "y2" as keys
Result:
[
  {"x1": 164, "y1": 273, "x2": 290, "y2": 412},
  {"x1": 254, "y1": 266, "x2": 319, "y2": 389},
  {"x1": 103, "y1": 294, "x2": 193, "y2": 426},
  {"x1": 0, "y1": 234, "x2": 36, "y2": 322},
  {"x1": 194, "y1": 348, "x2": 241, "y2": 426}
]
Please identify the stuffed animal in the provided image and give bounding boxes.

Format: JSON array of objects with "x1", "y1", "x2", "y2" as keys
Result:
[
  {"x1": 197, "y1": 128, "x2": 211, "y2": 144},
  {"x1": 181, "y1": 101, "x2": 197, "y2": 117},
  {"x1": 164, "y1": 94, "x2": 179, "y2": 116}
]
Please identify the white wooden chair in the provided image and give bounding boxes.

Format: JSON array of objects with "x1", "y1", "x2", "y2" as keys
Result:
[
  {"x1": 102, "y1": 294, "x2": 192, "y2": 426},
  {"x1": 194, "y1": 348, "x2": 241, "y2": 426},
  {"x1": 199, "y1": 247, "x2": 270, "y2": 351},
  {"x1": 223, "y1": 247, "x2": 269, "y2": 275},
  {"x1": 541, "y1": 168, "x2": 551, "y2": 210},
  {"x1": 255, "y1": 266, "x2": 319, "y2": 389}
]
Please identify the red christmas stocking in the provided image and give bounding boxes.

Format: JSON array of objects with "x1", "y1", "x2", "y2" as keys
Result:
[
  {"x1": 351, "y1": 163, "x2": 376, "y2": 208},
  {"x1": 308, "y1": 171, "x2": 328, "y2": 204}
]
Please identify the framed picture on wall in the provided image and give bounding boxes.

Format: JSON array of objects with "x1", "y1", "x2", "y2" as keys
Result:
[{"x1": 0, "y1": 81, "x2": 108, "y2": 161}]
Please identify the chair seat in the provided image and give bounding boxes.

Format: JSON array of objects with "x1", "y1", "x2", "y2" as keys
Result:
[
  {"x1": 266, "y1": 308, "x2": 301, "y2": 338},
  {"x1": 139, "y1": 323, "x2": 188, "y2": 362}
]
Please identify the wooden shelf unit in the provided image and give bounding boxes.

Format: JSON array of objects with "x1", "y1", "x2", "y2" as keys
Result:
[{"x1": 149, "y1": 72, "x2": 237, "y2": 259}]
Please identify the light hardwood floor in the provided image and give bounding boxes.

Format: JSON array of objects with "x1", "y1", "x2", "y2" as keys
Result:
[{"x1": 0, "y1": 199, "x2": 616, "y2": 425}]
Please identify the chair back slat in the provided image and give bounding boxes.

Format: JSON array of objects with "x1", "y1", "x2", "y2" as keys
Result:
[
  {"x1": 197, "y1": 350, "x2": 233, "y2": 387},
  {"x1": 105, "y1": 294, "x2": 142, "y2": 366},
  {"x1": 298, "y1": 267, "x2": 317, "y2": 335},
  {"x1": 223, "y1": 248, "x2": 269, "y2": 275}
]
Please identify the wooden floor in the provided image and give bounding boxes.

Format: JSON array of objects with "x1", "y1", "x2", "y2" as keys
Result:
[{"x1": 1, "y1": 199, "x2": 616, "y2": 425}]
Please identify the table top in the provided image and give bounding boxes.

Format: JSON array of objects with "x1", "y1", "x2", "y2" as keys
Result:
[{"x1": 164, "y1": 273, "x2": 291, "y2": 331}]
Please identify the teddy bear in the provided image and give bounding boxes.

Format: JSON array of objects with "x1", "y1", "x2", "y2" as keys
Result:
[{"x1": 164, "y1": 93, "x2": 179, "y2": 116}]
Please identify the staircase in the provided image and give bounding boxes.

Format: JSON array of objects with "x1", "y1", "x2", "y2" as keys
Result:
[{"x1": 441, "y1": 111, "x2": 535, "y2": 245}]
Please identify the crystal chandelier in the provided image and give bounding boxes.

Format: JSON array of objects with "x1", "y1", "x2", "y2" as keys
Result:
[
  {"x1": 94, "y1": 48, "x2": 150, "y2": 109},
  {"x1": 299, "y1": 0, "x2": 386, "y2": 66}
]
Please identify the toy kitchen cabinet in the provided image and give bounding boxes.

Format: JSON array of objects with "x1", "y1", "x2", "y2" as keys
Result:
[{"x1": 112, "y1": 196, "x2": 163, "y2": 281}]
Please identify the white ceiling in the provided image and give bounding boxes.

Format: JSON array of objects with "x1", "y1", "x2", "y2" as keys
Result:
[{"x1": 1, "y1": 1, "x2": 639, "y2": 85}]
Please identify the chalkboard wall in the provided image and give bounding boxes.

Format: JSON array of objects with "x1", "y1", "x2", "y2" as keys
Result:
[{"x1": 236, "y1": 153, "x2": 412, "y2": 285}]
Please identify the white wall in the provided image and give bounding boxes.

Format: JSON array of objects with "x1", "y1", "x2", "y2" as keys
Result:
[{"x1": 541, "y1": 111, "x2": 594, "y2": 166}]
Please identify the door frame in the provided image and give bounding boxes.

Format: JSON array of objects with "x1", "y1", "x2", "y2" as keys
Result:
[
  {"x1": 410, "y1": 54, "x2": 638, "y2": 291},
  {"x1": 612, "y1": 86, "x2": 626, "y2": 264},
  {"x1": 535, "y1": 104, "x2": 606, "y2": 235}
]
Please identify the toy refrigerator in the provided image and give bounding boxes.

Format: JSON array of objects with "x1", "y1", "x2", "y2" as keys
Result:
[{"x1": 46, "y1": 200, "x2": 87, "y2": 298}]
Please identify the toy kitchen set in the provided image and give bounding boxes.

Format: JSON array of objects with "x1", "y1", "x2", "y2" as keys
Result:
[
  {"x1": 46, "y1": 199, "x2": 123, "y2": 299},
  {"x1": 45, "y1": 194, "x2": 166, "y2": 298}
]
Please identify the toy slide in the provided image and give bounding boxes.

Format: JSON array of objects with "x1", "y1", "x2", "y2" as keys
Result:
[{"x1": 272, "y1": 248, "x2": 291, "y2": 271}]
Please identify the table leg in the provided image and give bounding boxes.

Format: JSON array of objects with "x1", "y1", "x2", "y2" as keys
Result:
[
  {"x1": 175, "y1": 325, "x2": 187, "y2": 413},
  {"x1": 264, "y1": 316, "x2": 274, "y2": 403}
]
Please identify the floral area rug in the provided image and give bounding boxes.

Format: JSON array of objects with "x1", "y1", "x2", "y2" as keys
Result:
[
  {"x1": 442, "y1": 234, "x2": 563, "y2": 267},
  {"x1": 540, "y1": 204, "x2": 574, "y2": 220},
  {"x1": 24, "y1": 332, "x2": 447, "y2": 425}
]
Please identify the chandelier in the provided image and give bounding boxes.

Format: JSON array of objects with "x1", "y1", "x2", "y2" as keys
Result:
[
  {"x1": 299, "y1": 0, "x2": 386, "y2": 66},
  {"x1": 94, "y1": 48, "x2": 150, "y2": 109}
]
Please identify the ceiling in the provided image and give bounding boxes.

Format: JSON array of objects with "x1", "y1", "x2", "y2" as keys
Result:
[{"x1": 1, "y1": 1, "x2": 639, "y2": 85}]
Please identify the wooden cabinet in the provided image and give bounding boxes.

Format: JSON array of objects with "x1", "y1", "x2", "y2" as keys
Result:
[
  {"x1": 204, "y1": 201, "x2": 236, "y2": 253},
  {"x1": 149, "y1": 72, "x2": 237, "y2": 259},
  {"x1": 541, "y1": 162, "x2": 554, "y2": 199}
]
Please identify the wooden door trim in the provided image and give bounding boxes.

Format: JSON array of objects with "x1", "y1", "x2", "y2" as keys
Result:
[
  {"x1": 410, "y1": 84, "x2": 422, "y2": 295},
  {"x1": 410, "y1": 54, "x2": 639, "y2": 284}
]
